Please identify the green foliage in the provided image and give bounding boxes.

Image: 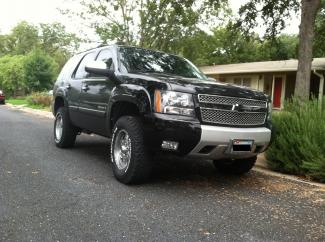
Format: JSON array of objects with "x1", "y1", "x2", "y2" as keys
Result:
[
  {"x1": 6, "y1": 21, "x2": 39, "y2": 55},
  {"x1": 0, "y1": 21, "x2": 80, "y2": 69},
  {"x1": 237, "y1": 0, "x2": 300, "y2": 39},
  {"x1": 7, "y1": 95, "x2": 51, "y2": 111},
  {"x1": 24, "y1": 50, "x2": 58, "y2": 92},
  {"x1": 266, "y1": 98, "x2": 325, "y2": 182},
  {"x1": 6, "y1": 98, "x2": 28, "y2": 106},
  {"x1": 26, "y1": 92, "x2": 52, "y2": 107},
  {"x1": 0, "y1": 21, "x2": 78, "y2": 96},
  {"x1": 0, "y1": 49, "x2": 58, "y2": 96},
  {"x1": 38, "y1": 23, "x2": 81, "y2": 69},
  {"x1": 63, "y1": 0, "x2": 228, "y2": 52},
  {"x1": 259, "y1": 35, "x2": 298, "y2": 60},
  {"x1": 179, "y1": 25, "x2": 298, "y2": 66},
  {"x1": 314, "y1": 0, "x2": 325, "y2": 57},
  {"x1": 0, "y1": 55, "x2": 26, "y2": 96},
  {"x1": 203, "y1": 25, "x2": 263, "y2": 65}
]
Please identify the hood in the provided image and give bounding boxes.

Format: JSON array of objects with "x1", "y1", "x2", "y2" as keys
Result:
[{"x1": 143, "y1": 73, "x2": 267, "y2": 100}]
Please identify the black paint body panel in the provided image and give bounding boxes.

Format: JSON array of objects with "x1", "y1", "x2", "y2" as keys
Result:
[
  {"x1": 143, "y1": 113, "x2": 201, "y2": 155},
  {"x1": 52, "y1": 45, "x2": 270, "y2": 154}
]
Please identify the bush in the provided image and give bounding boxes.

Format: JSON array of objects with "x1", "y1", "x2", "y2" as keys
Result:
[
  {"x1": 266, "y1": 97, "x2": 325, "y2": 182},
  {"x1": 24, "y1": 49, "x2": 58, "y2": 92},
  {"x1": 26, "y1": 92, "x2": 52, "y2": 107},
  {"x1": 0, "y1": 55, "x2": 26, "y2": 97}
]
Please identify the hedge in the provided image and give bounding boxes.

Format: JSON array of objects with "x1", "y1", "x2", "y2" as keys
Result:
[{"x1": 266, "y1": 97, "x2": 325, "y2": 182}]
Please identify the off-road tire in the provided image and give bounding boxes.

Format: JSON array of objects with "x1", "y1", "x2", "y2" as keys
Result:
[
  {"x1": 213, "y1": 156, "x2": 257, "y2": 175},
  {"x1": 111, "y1": 116, "x2": 152, "y2": 184},
  {"x1": 54, "y1": 107, "x2": 77, "y2": 148}
]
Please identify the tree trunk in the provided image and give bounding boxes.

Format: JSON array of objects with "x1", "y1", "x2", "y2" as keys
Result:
[{"x1": 295, "y1": 0, "x2": 321, "y2": 98}]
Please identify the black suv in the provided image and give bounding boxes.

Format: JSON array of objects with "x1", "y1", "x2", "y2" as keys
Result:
[{"x1": 52, "y1": 45, "x2": 272, "y2": 184}]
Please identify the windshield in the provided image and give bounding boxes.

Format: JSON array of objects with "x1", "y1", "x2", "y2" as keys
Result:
[{"x1": 118, "y1": 47, "x2": 207, "y2": 80}]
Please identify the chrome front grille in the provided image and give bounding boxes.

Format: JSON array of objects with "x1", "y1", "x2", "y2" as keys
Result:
[
  {"x1": 200, "y1": 108, "x2": 266, "y2": 126},
  {"x1": 198, "y1": 94, "x2": 267, "y2": 126},
  {"x1": 198, "y1": 94, "x2": 267, "y2": 107}
]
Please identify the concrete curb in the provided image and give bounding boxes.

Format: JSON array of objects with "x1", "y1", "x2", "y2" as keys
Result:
[
  {"x1": 5, "y1": 103, "x2": 53, "y2": 119},
  {"x1": 253, "y1": 167, "x2": 325, "y2": 189},
  {"x1": 5, "y1": 103, "x2": 325, "y2": 188}
]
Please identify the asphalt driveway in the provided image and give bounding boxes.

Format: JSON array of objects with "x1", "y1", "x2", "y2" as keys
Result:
[{"x1": 0, "y1": 106, "x2": 324, "y2": 242}]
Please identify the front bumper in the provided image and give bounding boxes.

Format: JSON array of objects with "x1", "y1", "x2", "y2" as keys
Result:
[
  {"x1": 145, "y1": 113, "x2": 271, "y2": 159},
  {"x1": 144, "y1": 113, "x2": 201, "y2": 155},
  {"x1": 189, "y1": 125, "x2": 271, "y2": 160}
]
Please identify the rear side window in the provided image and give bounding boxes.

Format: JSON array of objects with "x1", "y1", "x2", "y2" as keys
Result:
[
  {"x1": 57, "y1": 55, "x2": 82, "y2": 82},
  {"x1": 74, "y1": 52, "x2": 96, "y2": 79}
]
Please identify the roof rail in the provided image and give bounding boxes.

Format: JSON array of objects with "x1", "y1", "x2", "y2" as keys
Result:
[
  {"x1": 77, "y1": 43, "x2": 110, "y2": 54},
  {"x1": 78, "y1": 41, "x2": 130, "y2": 54}
]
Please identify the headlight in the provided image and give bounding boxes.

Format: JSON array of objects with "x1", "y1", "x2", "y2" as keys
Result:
[
  {"x1": 154, "y1": 90, "x2": 195, "y2": 117},
  {"x1": 267, "y1": 101, "x2": 272, "y2": 121}
]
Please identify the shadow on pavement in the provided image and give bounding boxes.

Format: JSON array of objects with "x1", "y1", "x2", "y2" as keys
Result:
[{"x1": 70, "y1": 134, "x2": 261, "y2": 189}]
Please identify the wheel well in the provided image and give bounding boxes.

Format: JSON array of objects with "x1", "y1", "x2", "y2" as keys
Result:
[
  {"x1": 54, "y1": 96, "x2": 65, "y2": 115},
  {"x1": 110, "y1": 101, "x2": 140, "y2": 130}
]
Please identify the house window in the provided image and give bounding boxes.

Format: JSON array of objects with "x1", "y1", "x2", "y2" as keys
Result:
[
  {"x1": 243, "y1": 78, "x2": 252, "y2": 87},
  {"x1": 233, "y1": 77, "x2": 252, "y2": 87},
  {"x1": 234, "y1": 78, "x2": 242, "y2": 85}
]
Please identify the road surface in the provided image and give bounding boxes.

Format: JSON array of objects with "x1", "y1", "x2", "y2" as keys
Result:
[{"x1": 0, "y1": 106, "x2": 324, "y2": 241}]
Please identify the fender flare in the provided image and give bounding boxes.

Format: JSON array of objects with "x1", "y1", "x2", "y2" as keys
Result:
[
  {"x1": 106, "y1": 84, "x2": 152, "y2": 133},
  {"x1": 53, "y1": 88, "x2": 69, "y2": 115}
]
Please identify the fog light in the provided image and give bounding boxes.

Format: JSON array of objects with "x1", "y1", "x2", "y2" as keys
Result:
[{"x1": 161, "y1": 141, "x2": 179, "y2": 150}]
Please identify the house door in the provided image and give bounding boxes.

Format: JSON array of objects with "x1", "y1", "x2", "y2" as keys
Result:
[{"x1": 273, "y1": 77, "x2": 283, "y2": 108}]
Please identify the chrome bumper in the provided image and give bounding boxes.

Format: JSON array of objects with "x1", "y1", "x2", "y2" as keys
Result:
[{"x1": 188, "y1": 125, "x2": 271, "y2": 160}]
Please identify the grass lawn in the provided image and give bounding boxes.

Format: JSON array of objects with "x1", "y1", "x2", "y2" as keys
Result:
[
  {"x1": 7, "y1": 98, "x2": 51, "y2": 111},
  {"x1": 6, "y1": 98, "x2": 28, "y2": 105}
]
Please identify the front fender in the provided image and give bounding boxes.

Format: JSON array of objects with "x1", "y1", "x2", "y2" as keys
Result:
[
  {"x1": 107, "y1": 84, "x2": 152, "y2": 132},
  {"x1": 52, "y1": 86, "x2": 69, "y2": 115}
]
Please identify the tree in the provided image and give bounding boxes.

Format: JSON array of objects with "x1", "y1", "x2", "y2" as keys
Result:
[
  {"x1": 178, "y1": 24, "x2": 298, "y2": 66},
  {"x1": 24, "y1": 49, "x2": 58, "y2": 92},
  {"x1": 295, "y1": 0, "x2": 321, "y2": 98},
  {"x1": 313, "y1": 0, "x2": 325, "y2": 56},
  {"x1": 0, "y1": 55, "x2": 26, "y2": 96},
  {"x1": 0, "y1": 21, "x2": 80, "y2": 70},
  {"x1": 0, "y1": 22, "x2": 79, "y2": 96},
  {"x1": 5, "y1": 21, "x2": 39, "y2": 55},
  {"x1": 259, "y1": 34, "x2": 298, "y2": 61},
  {"x1": 139, "y1": 0, "x2": 226, "y2": 52},
  {"x1": 38, "y1": 22, "x2": 81, "y2": 68},
  {"x1": 61, "y1": 0, "x2": 227, "y2": 52},
  {"x1": 237, "y1": 0, "x2": 322, "y2": 98}
]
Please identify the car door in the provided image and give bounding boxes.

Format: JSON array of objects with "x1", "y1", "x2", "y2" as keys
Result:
[
  {"x1": 68, "y1": 51, "x2": 97, "y2": 128},
  {"x1": 78, "y1": 48, "x2": 116, "y2": 135},
  {"x1": 57, "y1": 53, "x2": 84, "y2": 125}
]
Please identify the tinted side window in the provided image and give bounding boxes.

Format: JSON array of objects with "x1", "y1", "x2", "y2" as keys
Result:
[
  {"x1": 74, "y1": 52, "x2": 96, "y2": 79},
  {"x1": 57, "y1": 54, "x2": 83, "y2": 82},
  {"x1": 96, "y1": 49, "x2": 114, "y2": 70}
]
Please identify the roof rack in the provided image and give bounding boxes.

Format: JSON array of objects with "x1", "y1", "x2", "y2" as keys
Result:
[
  {"x1": 78, "y1": 41, "x2": 129, "y2": 54},
  {"x1": 77, "y1": 43, "x2": 109, "y2": 54}
]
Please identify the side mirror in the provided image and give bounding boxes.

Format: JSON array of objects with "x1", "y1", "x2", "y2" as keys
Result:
[{"x1": 85, "y1": 60, "x2": 115, "y2": 78}]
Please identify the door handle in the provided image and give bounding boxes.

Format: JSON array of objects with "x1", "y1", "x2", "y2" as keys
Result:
[
  {"x1": 65, "y1": 83, "x2": 71, "y2": 90},
  {"x1": 82, "y1": 84, "x2": 89, "y2": 92}
]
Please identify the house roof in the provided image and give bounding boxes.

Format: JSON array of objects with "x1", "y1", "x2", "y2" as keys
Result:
[{"x1": 199, "y1": 58, "x2": 325, "y2": 75}]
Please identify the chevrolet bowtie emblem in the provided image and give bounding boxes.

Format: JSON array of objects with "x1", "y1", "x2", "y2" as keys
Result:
[
  {"x1": 232, "y1": 104, "x2": 261, "y2": 112},
  {"x1": 232, "y1": 103, "x2": 240, "y2": 111}
]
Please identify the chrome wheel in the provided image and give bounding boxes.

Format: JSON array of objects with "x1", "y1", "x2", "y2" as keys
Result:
[
  {"x1": 55, "y1": 114, "x2": 63, "y2": 141},
  {"x1": 113, "y1": 129, "x2": 132, "y2": 172}
]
